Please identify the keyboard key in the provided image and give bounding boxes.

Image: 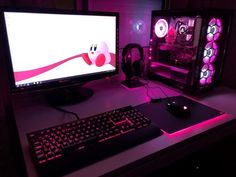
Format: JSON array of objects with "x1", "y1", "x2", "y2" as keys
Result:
[{"x1": 27, "y1": 105, "x2": 163, "y2": 176}]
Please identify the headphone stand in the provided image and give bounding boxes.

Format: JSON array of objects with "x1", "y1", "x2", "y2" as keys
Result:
[{"x1": 121, "y1": 78, "x2": 145, "y2": 88}]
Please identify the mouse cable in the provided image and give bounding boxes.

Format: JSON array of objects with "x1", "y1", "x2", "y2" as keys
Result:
[
  {"x1": 141, "y1": 79, "x2": 170, "y2": 102},
  {"x1": 51, "y1": 105, "x2": 80, "y2": 120}
]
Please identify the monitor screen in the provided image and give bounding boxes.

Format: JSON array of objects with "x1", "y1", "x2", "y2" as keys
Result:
[{"x1": 2, "y1": 9, "x2": 119, "y2": 93}]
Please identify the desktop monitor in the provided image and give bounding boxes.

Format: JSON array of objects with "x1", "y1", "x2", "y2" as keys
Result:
[{"x1": 1, "y1": 8, "x2": 119, "y2": 104}]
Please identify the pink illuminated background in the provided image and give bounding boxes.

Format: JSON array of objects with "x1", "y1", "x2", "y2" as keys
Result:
[{"x1": 87, "y1": 0, "x2": 162, "y2": 48}]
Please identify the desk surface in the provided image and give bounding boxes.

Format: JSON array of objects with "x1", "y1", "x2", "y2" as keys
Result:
[{"x1": 12, "y1": 77, "x2": 236, "y2": 177}]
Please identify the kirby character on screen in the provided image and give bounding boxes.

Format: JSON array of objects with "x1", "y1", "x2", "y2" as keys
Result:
[{"x1": 88, "y1": 41, "x2": 111, "y2": 67}]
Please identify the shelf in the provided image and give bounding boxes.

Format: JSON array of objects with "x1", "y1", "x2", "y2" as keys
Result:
[
  {"x1": 151, "y1": 62, "x2": 189, "y2": 75},
  {"x1": 158, "y1": 43, "x2": 195, "y2": 51},
  {"x1": 155, "y1": 70, "x2": 172, "y2": 79},
  {"x1": 150, "y1": 61, "x2": 190, "y2": 85}
]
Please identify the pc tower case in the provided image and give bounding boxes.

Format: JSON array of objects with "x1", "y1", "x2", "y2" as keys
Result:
[{"x1": 148, "y1": 9, "x2": 233, "y2": 94}]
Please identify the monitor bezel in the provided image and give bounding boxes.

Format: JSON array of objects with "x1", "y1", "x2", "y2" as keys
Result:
[{"x1": 0, "y1": 7, "x2": 119, "y2": 94}]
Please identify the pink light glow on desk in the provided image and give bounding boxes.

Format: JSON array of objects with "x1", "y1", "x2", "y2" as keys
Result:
[{"x1": 166, "y1": 113, "x2": 231, "y2": 138}]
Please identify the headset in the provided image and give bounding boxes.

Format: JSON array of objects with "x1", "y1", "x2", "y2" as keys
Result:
[{"x1": 121, "y1": 43, "x2": 145, "y2": 80}]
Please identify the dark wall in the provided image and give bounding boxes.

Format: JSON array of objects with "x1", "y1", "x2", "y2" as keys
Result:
[
  {"x1": 86, "y1": 0, "x2": 162, "y2": 48},
  {"x1": 0, "y1": 101, "x2": 19, "y2": 177},
  {"x1": 0, "y1": 1, "x2": 77, "y2": 177},
  {"x1": 167, "y1": 0, "x2": 236, "y2": 89}
]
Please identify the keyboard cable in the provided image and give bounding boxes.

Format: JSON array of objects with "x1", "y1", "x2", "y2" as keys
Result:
[{"x1": 51, "y1": 105, "x2": 80, "y2": 120}]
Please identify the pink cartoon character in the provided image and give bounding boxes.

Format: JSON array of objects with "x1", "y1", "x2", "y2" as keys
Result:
[
  {"x1": 88, "y1": 41, "x2": 111, "y2": 67},
  {"x1": 165, "y1": 27, "x2": 177, "y2": 44}
]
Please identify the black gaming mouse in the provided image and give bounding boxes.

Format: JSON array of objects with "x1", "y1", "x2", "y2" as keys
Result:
[{"x1": 166, "y1": 101, "x2": 191, "y2": 118}]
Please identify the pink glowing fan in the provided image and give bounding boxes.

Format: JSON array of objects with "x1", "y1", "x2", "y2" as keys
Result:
[
  {"x1": 199, "y1": 64, "x2": 215, "y2": 85},
  {"x1": 207, "y1": 18, "x2": 222, "y2": 41},
  {"x1": 203, "y1": 42, "x2": 218, "y2": 63},
  {"x1": 154, "y1": 19, "x2": 168, "y2": 38}
]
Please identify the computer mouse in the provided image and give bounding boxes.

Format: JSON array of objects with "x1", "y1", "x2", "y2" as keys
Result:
[{"x1": 166, "y1": 101, "x2": 191, "y2": 117}]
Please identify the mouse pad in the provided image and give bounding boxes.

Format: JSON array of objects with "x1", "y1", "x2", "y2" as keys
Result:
[{"x1": 135, "y1": 96, "x2": 224, "y2": 134}]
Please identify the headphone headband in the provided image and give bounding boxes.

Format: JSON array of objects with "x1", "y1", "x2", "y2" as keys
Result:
[{"x1": 122, "y1": 43, "x2": 144, "y2": 62}]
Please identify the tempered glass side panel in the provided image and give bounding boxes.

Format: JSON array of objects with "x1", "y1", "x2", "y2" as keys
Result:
[{"x1": 150, "y1": 15, "x2": 202, "y2": 70}]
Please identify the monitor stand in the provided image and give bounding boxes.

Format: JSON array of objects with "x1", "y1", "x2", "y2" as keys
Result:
[
  {"x1": 121, "y1": 78, "x2": 145, "y2": 88},
  {"x1": 45, "y1": 85, "x2": 94, "y2": 106}
]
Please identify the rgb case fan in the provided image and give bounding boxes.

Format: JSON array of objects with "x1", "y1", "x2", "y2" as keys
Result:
[{"x1": 149, "y1": 9, "x2": 233, "y2": 94}]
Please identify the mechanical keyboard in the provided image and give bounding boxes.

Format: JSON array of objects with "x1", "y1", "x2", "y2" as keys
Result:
[{"x1": 27, "y1": 106, "x2": 163, "y2": 176}]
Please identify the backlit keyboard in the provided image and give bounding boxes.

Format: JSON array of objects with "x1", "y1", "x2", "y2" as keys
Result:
[{"x1": 27, "y1": 106, "x2": 163, "y2": 176}]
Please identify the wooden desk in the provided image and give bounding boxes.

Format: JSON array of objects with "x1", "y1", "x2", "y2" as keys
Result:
[{"x1": 12, "y1": 77, "x2": 236, "y2": 177}]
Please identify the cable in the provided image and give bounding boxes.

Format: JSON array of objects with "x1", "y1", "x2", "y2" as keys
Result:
[
  {"x1": 51, "y1": 105, "x2": 80, "y2": 120},
  {"x1": 142, "y1": 79, "x2": 170, "y2": 102}
]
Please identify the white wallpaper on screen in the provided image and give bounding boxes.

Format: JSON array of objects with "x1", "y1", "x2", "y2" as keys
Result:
[
  {"x1": 4, "y1": 12, "x2": 116, "y2": 85},
  {"x1": 16, "y1": 59, "x2": 115, "y2": 85}
]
